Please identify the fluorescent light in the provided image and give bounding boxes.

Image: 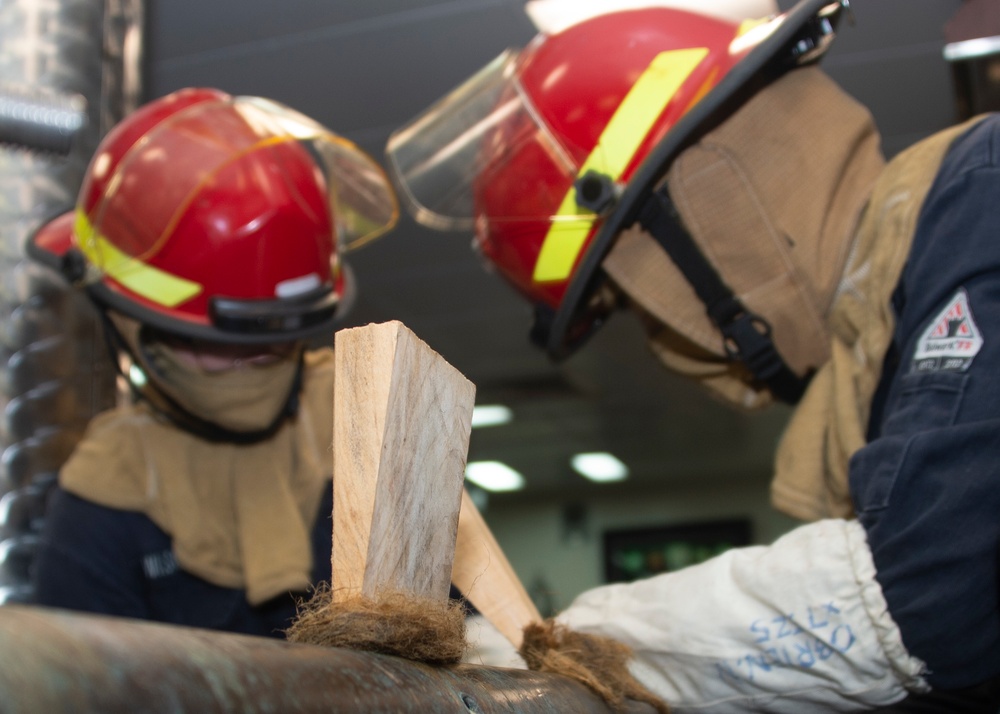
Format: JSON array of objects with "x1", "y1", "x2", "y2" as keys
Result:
[
  {"x1": 571, "y1": 452, "x2": 628, "y2": 483},
  {"x1": 525, "y1": 0, "x2": 779, "y2": 34},
  {"x1": 128, "y1": 364, "x2": 147, "y2": 388},
  {"x1": 471, "y1": 404, "x2": 513, "y2": 428},
  {"x1": 465, "y1": 461, "x2": 525, "y2": 492},
  {"x1": 944, "y1": 36, "x2": 1000, "y2": 62}
]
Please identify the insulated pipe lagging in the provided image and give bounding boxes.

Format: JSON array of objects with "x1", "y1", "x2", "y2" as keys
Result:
[
  {"x1": 0, "y1": 84, "x2": 87, "y2": 155},
  {"x1": 0, "y1": 0, "x2": 142, "y2": 605}
]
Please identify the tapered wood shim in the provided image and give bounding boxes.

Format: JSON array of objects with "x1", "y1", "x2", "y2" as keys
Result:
[
  {"x1": 333, "y1": 321, "x2": 475, "y2": 603},
  {"x1": 453, "y1": 489, "x2": 542, "y2": 649}
]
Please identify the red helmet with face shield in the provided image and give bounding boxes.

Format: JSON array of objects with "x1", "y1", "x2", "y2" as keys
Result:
[
  {"x1": 387, "y1": 0, "x2": 846, "y2": 361},
  {"x1": 30, "y1": 87, "x2": 399, "y2": 345},
  {"x1": 476, "y1": 9, "x2": 741, "y2": 310}
]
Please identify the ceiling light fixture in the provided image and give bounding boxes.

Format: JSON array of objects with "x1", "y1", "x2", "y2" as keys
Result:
[
  {"x1": 471, "y1": 404, "x2": 513, "y2": 428},
  {"x1": 465, "y1": 460, "x2": 525, "y2": 492},
  {"x1": 571, "y1": 451, "x2": 629, "y2": 483}
]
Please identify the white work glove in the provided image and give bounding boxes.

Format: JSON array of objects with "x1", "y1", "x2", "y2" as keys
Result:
[{"x1": 556, "y1": 519, "x2": 928, "y2": 712}]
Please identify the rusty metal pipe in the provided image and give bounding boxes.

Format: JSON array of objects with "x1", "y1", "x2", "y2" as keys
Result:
[{"x1": 0, "y1": 605, "x2": 657, "y2": 713}]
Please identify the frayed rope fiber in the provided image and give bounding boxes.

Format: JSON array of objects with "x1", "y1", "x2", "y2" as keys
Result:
[
  {"x1": 519, "y1": 620, "x2": 671, "y2": 713},
  {"x1": 285, "y1": 584, "x2": 468, "y2": 665}
]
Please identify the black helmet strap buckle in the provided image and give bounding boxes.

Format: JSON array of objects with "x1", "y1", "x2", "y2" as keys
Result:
[
  {"x1": 574, "y1": 170, "x2": 620, "y2": 216},
  {"x1": 636, "y1": 188, "x2": 811, "y2": 405}
]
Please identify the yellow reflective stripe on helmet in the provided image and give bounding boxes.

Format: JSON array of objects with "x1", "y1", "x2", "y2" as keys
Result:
[
  {"x1": 74, "y1": 209, "x2": 203, "y2": 308},
  {"x1": 737, "y1": 16, "x2": 772, "y2": 36},
  {"x1": 532, "y1": 47, "x2": 709, "y2": 283}
]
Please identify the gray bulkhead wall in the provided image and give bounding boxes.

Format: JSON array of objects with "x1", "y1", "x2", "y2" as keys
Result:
[{"x1": 0, "y1": 0, "x2": 145, "y2": 603}]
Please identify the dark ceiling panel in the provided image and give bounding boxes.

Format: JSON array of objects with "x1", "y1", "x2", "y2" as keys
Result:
[
  {"x1": 148, "y1": 1, "x2": 534, "y2": 136},
  {"x1": 148, "y1": 0, "x2": 529, "y2": 61}
]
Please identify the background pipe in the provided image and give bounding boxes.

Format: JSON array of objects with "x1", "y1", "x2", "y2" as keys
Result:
[
  {"x1": 0, "y1": 85, "x2": 87, "y2": 156},
  {"x1": 0, "y1": 0, "x2": 145, "y2": 604}
]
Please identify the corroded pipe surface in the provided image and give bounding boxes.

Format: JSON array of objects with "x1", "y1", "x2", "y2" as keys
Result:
[{"x1": 0, "y1": 605, "x2": 657, "y2": 713}]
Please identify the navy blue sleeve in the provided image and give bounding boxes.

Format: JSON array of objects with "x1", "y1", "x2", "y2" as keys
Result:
[
  {"x1": 33, "y1": 487, "x2": 150, "y2": 619},
  {"x1": 310, "y1": 480, "x2": 333, "y2": 585},
  {"x1": 849, "y1": 114, "x2": 1000, "y2": 690}
]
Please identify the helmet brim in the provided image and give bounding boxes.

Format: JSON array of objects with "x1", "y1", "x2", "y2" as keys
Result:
[
  {"x1": 26, "y1": 209, "x2": 354, "y2": 346},
  {"x1": 26, "y1": 209, "x2": 76, "y2": 268}
]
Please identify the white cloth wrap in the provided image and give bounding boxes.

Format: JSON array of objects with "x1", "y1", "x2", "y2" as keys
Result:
[
  {"x1": 463, "y1": 614, "x2": 528, "y2": 668},
  {"x1": 556, "y1": 519, "x2": 928, "y2": 712}
]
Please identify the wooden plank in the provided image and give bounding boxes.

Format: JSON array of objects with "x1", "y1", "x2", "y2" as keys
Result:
[
  {"x1": 453, "y1": 488, "x2": 542, "y2": 649},
  {"x1": 332, "y1": 320, "x2": 475, "y2": 602}
]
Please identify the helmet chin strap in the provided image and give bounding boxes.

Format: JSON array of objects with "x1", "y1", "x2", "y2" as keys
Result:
[
  {"x1": 635, "y1": 188, "x2": 812, "y2": 405},
  {"x1": 99, "y1": 311, "x2": 303, "y2": 444}
]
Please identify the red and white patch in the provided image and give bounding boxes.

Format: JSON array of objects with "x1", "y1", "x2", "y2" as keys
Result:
[{"x1": 912, "y1": 288, "x2": 983, "y2": 373}]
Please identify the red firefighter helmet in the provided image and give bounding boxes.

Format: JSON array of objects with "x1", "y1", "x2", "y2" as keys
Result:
[
  {"x1": 30, "y1": 87, "x2": 398, "y2": 344},
  {"x1": 387, "y1": 0, "x2": 846, "y2": 359}
]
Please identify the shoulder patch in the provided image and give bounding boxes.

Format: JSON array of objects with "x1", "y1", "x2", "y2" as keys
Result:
[{"x1": 911, "y1": 288, "x2": 983, "y2": 373}]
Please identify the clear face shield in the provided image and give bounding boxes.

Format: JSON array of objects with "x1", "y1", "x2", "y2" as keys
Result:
[
  {"x1": 386, "y1": 0, "x2": 848, "y2": 239},
  {"x1": 235, "y1": 96, "x2": 400, "y2": 252},
  {"x1": 385, "y1": 49, "x2": 603, "y2": 233}
]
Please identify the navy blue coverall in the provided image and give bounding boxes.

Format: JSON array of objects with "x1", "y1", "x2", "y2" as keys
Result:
[
  {"x1": 855, "y1": 114, "x2": 1000, "y2": 711},
  {"x1": 32, "y1": 482, "x2": 332, "y2": 637}
]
